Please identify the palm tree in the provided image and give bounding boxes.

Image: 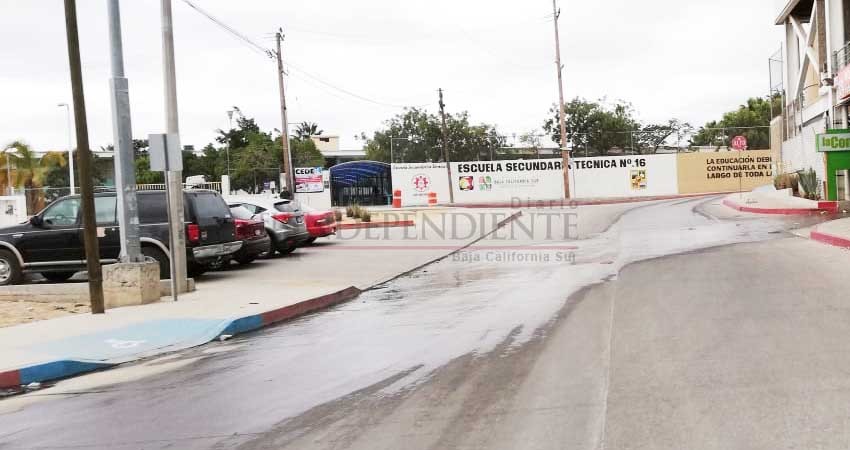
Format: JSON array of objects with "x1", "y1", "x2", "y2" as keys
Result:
[
  {"x1": 294, "y1": 122, "x2": 323, "y2": 140},
  {"x1": 4, "y1": 141, "x2": 66, "y2": 213}
]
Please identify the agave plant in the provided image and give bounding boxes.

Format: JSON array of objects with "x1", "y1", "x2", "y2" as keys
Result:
[{"x1": 796, "y1": 168, "x2": 820, "y2": 200}]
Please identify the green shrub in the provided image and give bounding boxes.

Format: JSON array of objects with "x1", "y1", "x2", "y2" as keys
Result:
[
  {"x1": 334, "y1": 209, "x2": 343, "y2": 221},
  {"x1": 361, "y1": 210, "x2": 371, "y2": 222},
  {"x1": 797, "y1": 168, "x2": 821, "y2": 200},
  {"x1": 345, "y1": 205, "x2": 354, "y2": 218}
]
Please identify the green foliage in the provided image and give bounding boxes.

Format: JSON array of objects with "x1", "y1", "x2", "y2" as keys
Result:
[
  {"x1": 4, "y1": 140, "x2": 67, "y2": 211},
  {"x1": 690, "y1": 96, "x2": 782, "y2": 150},
  {"x1": 287, "y1": 137, "x2": 325, "y2": 168},
  {"x1": 542, "y1": 98, "x2": 689, "y2": 155},
  {"x1": 363, "y1": 108, "x2": 505, "y2": 163},
  {"x1": 294, "y1": 122, "x2": 323, "y2": 140},
  {"x1": 334, "y1": 209, "x2": 343, "y2": 221},
  {"x1": 360, "y1": 209, "x2": 371, "y2": 222}
]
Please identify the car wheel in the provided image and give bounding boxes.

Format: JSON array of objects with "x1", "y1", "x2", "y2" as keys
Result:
[
  {"x1": 277, "y1": 241, "x2": 296, "y2": 254},
  {"x1": 141, "y1": 246, "x2": 170, "y2": 279},
  {"x1": 235, "y1": 254, "x2": 256, "y2": 265},
  {"x1": 0, "y1": 250, "x2": 23, "y2": 286},
  {"x1": 188, "y1": 263, "x2": 208, "y2": 278},
  {"x1": 41, "y1": 271, "x2": 76, "y2": 283}
]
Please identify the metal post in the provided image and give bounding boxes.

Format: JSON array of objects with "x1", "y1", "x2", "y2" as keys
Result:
[
  {"x1": 161, "y1": 0, "x2": 188, "y2": 293},
  {"x1": 58, "y1": 103, "x2": 75, "y2": 195},
  {"x1": 63, "y1": 0, "x2": 105, "y2": 313},
  {"x1": 107, "y1": 0, "x2": 142, "y2": 263},
  {"x1": 438, "y1": 88, "x2": 455, "y2": 204},
  {"x1": 552, "y1": 0, "x2": 570, "y2": 199}
]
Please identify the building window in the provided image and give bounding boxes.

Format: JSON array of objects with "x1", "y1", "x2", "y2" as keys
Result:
[{"x1": 319, "y1": 137, "x2": 330, "y2": 143}]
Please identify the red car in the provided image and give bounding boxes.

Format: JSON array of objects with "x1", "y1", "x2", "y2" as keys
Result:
[{"x1": 300, "y1": 203, "x2": 336, "y2": 244}]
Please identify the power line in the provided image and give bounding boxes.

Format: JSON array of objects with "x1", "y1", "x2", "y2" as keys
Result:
[
  {"x1": 179, "y1": 0, "x2": 273, "y2": 58},
  {"x1": 178, "y1": 0, "x2": 424, "y2": 109}
]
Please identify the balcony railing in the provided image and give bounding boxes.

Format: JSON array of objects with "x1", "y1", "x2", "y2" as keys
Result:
[{"x1": 834, "y1": 41, "x2": 850, "y2": 72}]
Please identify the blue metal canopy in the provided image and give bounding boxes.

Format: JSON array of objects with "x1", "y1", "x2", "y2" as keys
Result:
[{"x1": 329, "y1": 160, "x2": 390, "y2": 186}]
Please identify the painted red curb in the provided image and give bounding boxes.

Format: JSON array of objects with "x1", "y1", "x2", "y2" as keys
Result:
[
  {"x1": 260, "y1": 286, "x2": 361, "y2": 326},
  {"x1": 811, "y1": 229, "x2": 850, "y2": 249},
  {"x1": 0, "y1": 369, "x2": 21, "y2": 389},
  {"x1": 722, "y1": 198, "x2": 825, "y2": 215},
  {"x1": 453, "y1": 192, "x2": 728, "y2": 209},
  {"x1": 338, "y1": 220, "x2": 415, "y2": 230}
]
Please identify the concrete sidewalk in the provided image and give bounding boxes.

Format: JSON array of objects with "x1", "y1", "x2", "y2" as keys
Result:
[
  {"x1": 721, "y1": 189, "x2": 838, "y2": 215},
  {"x1": 811, "y1": 217, "x2": 850, "y2": 249},
  {"x1": 0, "y1": 208, "x2": 517, "y2": 389}
]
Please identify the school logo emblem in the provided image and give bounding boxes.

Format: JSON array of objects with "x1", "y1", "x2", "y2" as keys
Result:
[{"x1": 412, "y1": 174, "x2": 430, "y2": 192}]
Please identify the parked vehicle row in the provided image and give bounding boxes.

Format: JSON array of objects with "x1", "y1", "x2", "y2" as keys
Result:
[{"x1": 0, "y1": 190, "x2": 336, "y2": 285}]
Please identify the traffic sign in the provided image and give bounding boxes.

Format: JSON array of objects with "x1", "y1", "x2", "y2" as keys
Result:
[{"x1": 731, "y1": 135, "x2": 748, "y2": 151}]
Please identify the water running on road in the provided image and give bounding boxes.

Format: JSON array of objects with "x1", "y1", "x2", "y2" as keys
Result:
[{"x1": 0, "y1": 197, "x2": 821, "y2": 449}]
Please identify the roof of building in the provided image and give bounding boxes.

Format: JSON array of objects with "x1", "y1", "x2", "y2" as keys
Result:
[{"x1": 775, "y1": 0, "x2": 813, "y2": 25}]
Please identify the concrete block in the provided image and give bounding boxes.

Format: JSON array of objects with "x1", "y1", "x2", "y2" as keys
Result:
[{"x1": 103, "y1": 261, "x2": 161, "y2": 309}]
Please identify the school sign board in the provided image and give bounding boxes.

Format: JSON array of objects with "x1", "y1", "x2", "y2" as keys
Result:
[
  {"x1": 386, "y1": 151, "x2": 777, "y2": 205},
  {"x1": 450, "y1": 159, "x2": 565, "y2": 202},
  {"x1": 391, "y1": 162, "x2": 451, "y2": 207}
]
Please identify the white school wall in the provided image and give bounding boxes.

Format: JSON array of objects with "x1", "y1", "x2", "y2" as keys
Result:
[
  {"x1": 569, "y1": 154, "x2": 679, "y2": 198},
  {"x1": 391, "y1": 162, "x2": 451, "y2": 207}
]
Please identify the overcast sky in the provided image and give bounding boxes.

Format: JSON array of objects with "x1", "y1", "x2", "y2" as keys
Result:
[{"x1": 1, "y1": 0, "x2": 786, "y2": 153}]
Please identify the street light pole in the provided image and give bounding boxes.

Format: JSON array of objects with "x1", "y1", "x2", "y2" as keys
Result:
[
  {"x1": 107, "y1": 0, "x2": 143, "y2": 262},
  {"x1": 225, "y1": 110, "x2": 233, "y2": 176},
  {"x1": 57, "y1": 103, "x2": 75, "y2": 195}
]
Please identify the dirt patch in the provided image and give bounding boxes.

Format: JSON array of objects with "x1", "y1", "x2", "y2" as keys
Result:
[{"x1": 0, "y1": 300, "x2": 90, "y2": 328}]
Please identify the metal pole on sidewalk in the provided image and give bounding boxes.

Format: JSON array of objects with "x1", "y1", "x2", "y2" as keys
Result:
[
  {"x1": 161, "y1": 0, "x2": 188, "y2": 293},
  {"x1": 63, "y1": 0, "x2": 105, "y2": 313},
  {"x1": 107, "y1": 0, "x2": 143, "y2": 262}
]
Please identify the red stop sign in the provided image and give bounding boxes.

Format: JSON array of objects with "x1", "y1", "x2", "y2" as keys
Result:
[{"x1": 731, "y1": 135, "x2": 748, "y2": 151}]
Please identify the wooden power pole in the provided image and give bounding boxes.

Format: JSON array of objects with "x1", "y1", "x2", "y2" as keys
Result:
[
  {"x1": 552, "y1": 0, "x2": 571, "y2": 199},
  {"x1": 63, "y1": 0, "x2": 105, "y2": 313},
  {"x1": 275, "y1": 30, "x2": 294, "y2": 194},
  {"x1": 438, "y1": 88, "x2": 455, "y2": 204}
]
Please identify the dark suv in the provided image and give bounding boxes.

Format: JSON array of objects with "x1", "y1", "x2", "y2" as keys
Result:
[{"x1": 0, "y1": 189, "x2": 241, "y2": 285}]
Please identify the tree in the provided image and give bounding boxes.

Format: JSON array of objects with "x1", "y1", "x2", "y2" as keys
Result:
[
  {"x1": 4, "y1": 141, "x2": 66, "y2": 212},
  {"x1": 289, "y1": 138, "x2": 325, "y2": 167},
  {"x1": 363, "y1": 108, "x2": 503, "y2": 163},
  {"x1": 544, "y1": 98, "x2": 691, "y2": 155},
  {"x1": 635, "y1": 119, "x2": 693, "y2": 154},
  {"x1": 294, "y1": 122, "x2": 323, "y2": 140},
  {"x1": 690, "y1": 95, "x2": 781, "y2": 150}
]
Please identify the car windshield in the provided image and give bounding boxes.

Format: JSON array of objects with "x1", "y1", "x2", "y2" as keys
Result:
[{"x1": 8, "y1": 2, "x2": 850, "y2": 450}]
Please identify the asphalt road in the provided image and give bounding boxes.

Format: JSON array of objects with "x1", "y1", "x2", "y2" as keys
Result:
[{"x1": 2, "y1": 196, "x2": 847, "y2": 450}]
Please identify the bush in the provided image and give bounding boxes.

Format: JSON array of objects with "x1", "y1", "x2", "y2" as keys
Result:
[
  {"x1": 334, "y1": 209, "x2": 343, "y2": 221},
  {"x1": 345, "y1": 205, "x2": 354, "y2": 218},
  {"x1": 797, "y1": 168, "x2": 821, "y2": 200},
  {"x1": 361, "y1": 210, "x2": 371, "y2": 222},
  {"x1": 351, "y1": 204, "x2": 363, "y2": 219}
]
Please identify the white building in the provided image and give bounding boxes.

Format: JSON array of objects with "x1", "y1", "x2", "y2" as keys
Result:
[
  {"x1": 776, "y1": 0, "x2": 850, "y2": 201},
  {"x1": 309, "y1": 135, "x2": 365, "y2": 166}
]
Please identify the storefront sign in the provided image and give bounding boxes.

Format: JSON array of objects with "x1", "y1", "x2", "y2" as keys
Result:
[
  {"x1": 816, "y1": 132, "x2": 850, "y2": 152},
  {"x1": 294, "y1": 167, "x2": 324, "y2": 193}
]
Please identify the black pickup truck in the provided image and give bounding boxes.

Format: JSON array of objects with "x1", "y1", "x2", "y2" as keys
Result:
[{"x1": 0, "y1": 189, "x2": 241, "y2": 285}]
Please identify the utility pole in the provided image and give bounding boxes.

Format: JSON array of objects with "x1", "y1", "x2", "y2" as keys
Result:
[
  {"x1": 63, "y1": 0, "x2": 104, "y2": 313},
  {"x1": 275, "y1": 29, "x2": 294, "y2": 193},
  {"x1": 438, "y1": 88, "x2": 455, "y2": 204},
  {"x1": 161, "y1": 0, "x2": 188, "y2": 293},
  {"x1": 58, "y1": 103, "x2": 75, "y2": 195},
  {"x1": 107, "y1": 0, "x2": 142, "y2": 263},
  {"x1": 552, "y1": 0, "x2": 571, "y2": 199}
]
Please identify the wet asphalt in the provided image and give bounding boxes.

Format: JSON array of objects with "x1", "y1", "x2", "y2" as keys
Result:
[{"x1": 0, "y1": 196, "x2": 841, "y2": 450}]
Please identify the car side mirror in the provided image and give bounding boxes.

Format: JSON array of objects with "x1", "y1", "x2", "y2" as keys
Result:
[{"x1": 29, "y1": 215, "x2": 43, "y2": 227}]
